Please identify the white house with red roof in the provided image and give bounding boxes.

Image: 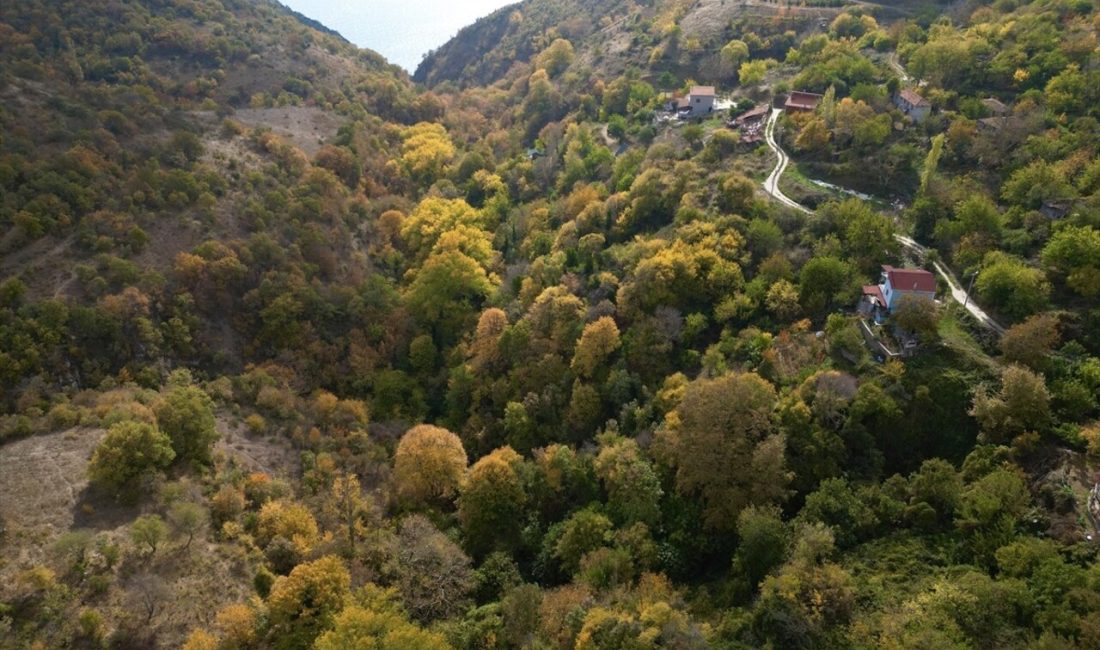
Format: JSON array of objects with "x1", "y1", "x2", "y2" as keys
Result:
[
  {"x1": 861, "y1": 265, "x2": 937, "y2": 321},
  {"x1": 894, "y1": 89, "x2": 931, "y2": 122}
]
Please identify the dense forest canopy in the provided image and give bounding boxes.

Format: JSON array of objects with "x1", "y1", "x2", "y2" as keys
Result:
[{"x1": 1, "y1": 0, "x2": 1099, "y2": 648}]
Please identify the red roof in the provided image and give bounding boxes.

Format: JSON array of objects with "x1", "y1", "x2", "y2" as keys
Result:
[
  {"x1": 898, "y1": 89, "x2": 930, "y2": 107},
  {"x1": 785, "y1": 91, "x2": 823, "y2": 111},
  {"x1": 690, "y1": 86, "x2": 716, "y2": 98},
  {"x1": 863, "y1": 285, "x2": 886, "y2": 307},
  {"x1": 883, "y1": 265, "x2": 936, "y2": 293},
  {"x1": 735, "y1": 104, "x2": 770, "y2": 124}
]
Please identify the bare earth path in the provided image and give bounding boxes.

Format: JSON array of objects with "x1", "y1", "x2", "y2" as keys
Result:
[{"x1": 761, "y1": 109, "x2": 1005, "y2": 334}]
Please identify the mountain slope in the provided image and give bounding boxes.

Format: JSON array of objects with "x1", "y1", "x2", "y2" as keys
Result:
[
  {"x1": 413, "y1": 0, "x2": 909, "y2": 88},
  {"x1": 0, "y1": 0, "x2": 445, "y2": 389},
  {"x1": 3, "y1": 0, "x2": 1100, "y2": 648}
]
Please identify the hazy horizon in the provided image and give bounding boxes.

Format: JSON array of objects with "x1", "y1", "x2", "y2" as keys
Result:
[{"x1": 279, "y1": 0, "x2": 517, "y2": 72}]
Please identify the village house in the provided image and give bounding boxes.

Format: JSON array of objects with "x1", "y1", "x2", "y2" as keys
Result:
[
  {"x1": 730, "y1": 103, "x2": 769, "y2": 143},
  {"x1": 1040, "y1": 199, "x2": 1074, "y2": 220},
  {"x1": 982, "y1": 97, "x2": 1010, "y2": 117},
  {"x1": 732, "y1": 103, "x2": 769, "y2": 126},
  {"x1": 860, "y1": 265, "x2": 937, "y2": 322},
  {"x1": 666, "y1": 86, "x2": 718, "y2": 119},
  {"x1": 978, "y1": 114, "x2": 1022, "y2": 133},
  {"x1": 894, "y1": 88, "x2": 931, "y2": 122},
  {"x1": 686, "y1": 85, "x2": 716, "y2": 117},
  {"x1": 784, "y1": 90, "x2": 823, "y2": 112}
]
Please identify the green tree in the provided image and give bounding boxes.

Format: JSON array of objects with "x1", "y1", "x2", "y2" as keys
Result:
[
  {"x1": 721, "y1": 40, "x2": 750, "y2": 72},
  {"x1": 970, "y1": 365, "x2": 1051, "y2": 442},
  {"x1": 535, "y1": 38, "x2": 574, "y2": 77},
  {"x1": 554, "y1": 508, "x2": 613, "y2": 576},
  {"x1": 765, "y1": 280, "x2": 802, "y2": 322},
  {"x1": 892, "y1": 295, "x2": 941, "y2": 343},
  {"x1": 921, "y1": 134, "x2": 945, "y2": 193},
  {"x1": 739, "y1": 59, "x2": 775, "y2": 86},
  {"x1": 795, "y1": 118, "x2": 830, "y2": 154},
  {"x1": 88, "y1": 421, "x2": 175, "y2": 499},
  {"x1": 1044, "y1": 64, "x2": 1086, "y2": 114},
  {"x1": 833, "y1": 98, "x2": 879, "y2": 148},
  {"x1": 130, "y1": 515, "x2": 168, "y2": 557},
  {"x1": 835, "y1": 199, "x2": 896, "y2": 274},
  {"x1": 797, "y1": 478, "x2": 876, "y2": 548},
  {"x1": 955, "y1": 469, "x2": 1029, "y2": 565},
  {"x1": 1000, "y1": 161, "x2": 1072, "y2": 210},
  {"x1": 799, "y1": 256, "x2": 855, "y2": 317},
  {"x1": 907, "y1": 458, "x2": 963, "y2": 527},
  {"x1": 975, "y1": 252, "x2": 1050, "y2": 320},
  {"x1": 155, "y1": 384, "x2": 218, "y2": 466},
  {"x1": 522, "y1": 69, "x2": 562, "y2": 135},
  {"x1": 168, "y1": 501, "x2": 206, "y2": 550},
  {"x1": 660, "y1": 372, "x2": 788, "y2": 532},
  {"x1": 458, "y1": 447, "x2": 527, "y2": 558},
  {"x1": 682, "y1": 124, "x2": 705, "y2": 148},
  {"x1": 735, "y1": 504, "x2": 788, "y2": 589},
  {"x1": 594, "y1": 436, "x2": 663, "y2": 526},
  {"x1": 753, "y1": 524, "x2": 855, "y2": 648},
  {"x1": 718, "y1": 172, "x2": 756, "y2": 215},
  {"x1": 404, "y1": 249, "x2": 494, "y2": 345},
  {"x1": 1041, "y1": 226, "x2": 1100, "y2": 298}
]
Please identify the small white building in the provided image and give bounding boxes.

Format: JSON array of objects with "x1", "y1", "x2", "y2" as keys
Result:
[
  {"x1": 894, "y1": 89, "x2": 931, "y2": 122},
  {"x1": 687, "y1": 85, "x2": 716, "y2": 117}
]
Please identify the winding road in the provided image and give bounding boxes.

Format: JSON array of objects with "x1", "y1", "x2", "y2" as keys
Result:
[
  {"x1": 760, "y1": 109, "x2": 1005, "y2": 334},
  {"x1": 763, "y1": 108, "x2": 810, "y2": 214}
]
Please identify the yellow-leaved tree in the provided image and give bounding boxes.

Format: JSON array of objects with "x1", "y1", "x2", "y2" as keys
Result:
[
  {"x1": 399, "y1": 122, "x2": 455, "y2": 182},
  {"x1": 393, "y1": 424, "x2": 468, "y2": 508},
  {"x1": 266, "y1": 555, "x2": 350, "y2": 650},
  {"x1": 571, "y1": 316, "x2": 622, "y2": 378}
]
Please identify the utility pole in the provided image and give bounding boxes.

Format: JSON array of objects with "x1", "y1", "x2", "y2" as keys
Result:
[{"x1": 963, "y1": 271, "x2": 978, "y2": 308}]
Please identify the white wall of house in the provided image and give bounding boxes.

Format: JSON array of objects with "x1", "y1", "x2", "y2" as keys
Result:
[
  {"x1": 690, "y1": 94, "x2": 715, "y2": 117},
  {"x1": 883, "y1": 277, "x2": 936, "y2": 310},
  {"x1": 906, "y1": 104, "x2": 930, "y2": 122},
  {"x1": 894, "y1": 95, "x2": 930, "y2": 122}
]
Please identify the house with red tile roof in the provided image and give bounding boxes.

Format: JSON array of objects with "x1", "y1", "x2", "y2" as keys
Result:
[
  {"x1": 784, "y1": 91, "x2": 823, "y2": 112},
  {"x1": 860, "y1": 265, "x2": 937, "y2": 321},
  {"x1": 894, "y1": 88, "x2": 931, "y2": 122}
]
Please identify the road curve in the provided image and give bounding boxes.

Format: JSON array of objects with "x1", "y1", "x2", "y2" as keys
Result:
[
  {"x1": 760, "y1": 109, "x2": 1005, "y2": 334},
  {"x1": 763, "y1": 109, "x2": 812, "y2": 214}
]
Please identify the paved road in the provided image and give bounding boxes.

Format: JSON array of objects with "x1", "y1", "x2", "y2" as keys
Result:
[
  {"x1": 760, "y1": 109, "x2": 1005, "y2": 334},
  {"x1": 894, "y1": 236, "x2": 1006, "y2": 334},
  {"x1": 763, "y1": 108, "x2": 811, "y2": 214},
  {"x1": 887, "y1": 53, "x2": 910, "y2": 83}
]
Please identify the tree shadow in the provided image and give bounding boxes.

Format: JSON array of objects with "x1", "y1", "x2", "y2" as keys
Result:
[{"x1": 71, "y1": 483, "x2": 140, "y2": 530}]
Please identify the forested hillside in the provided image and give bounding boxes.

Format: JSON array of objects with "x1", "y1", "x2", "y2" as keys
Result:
[{"x1": 1, "y1": 0, "x2": 1100, "y2": 648}]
